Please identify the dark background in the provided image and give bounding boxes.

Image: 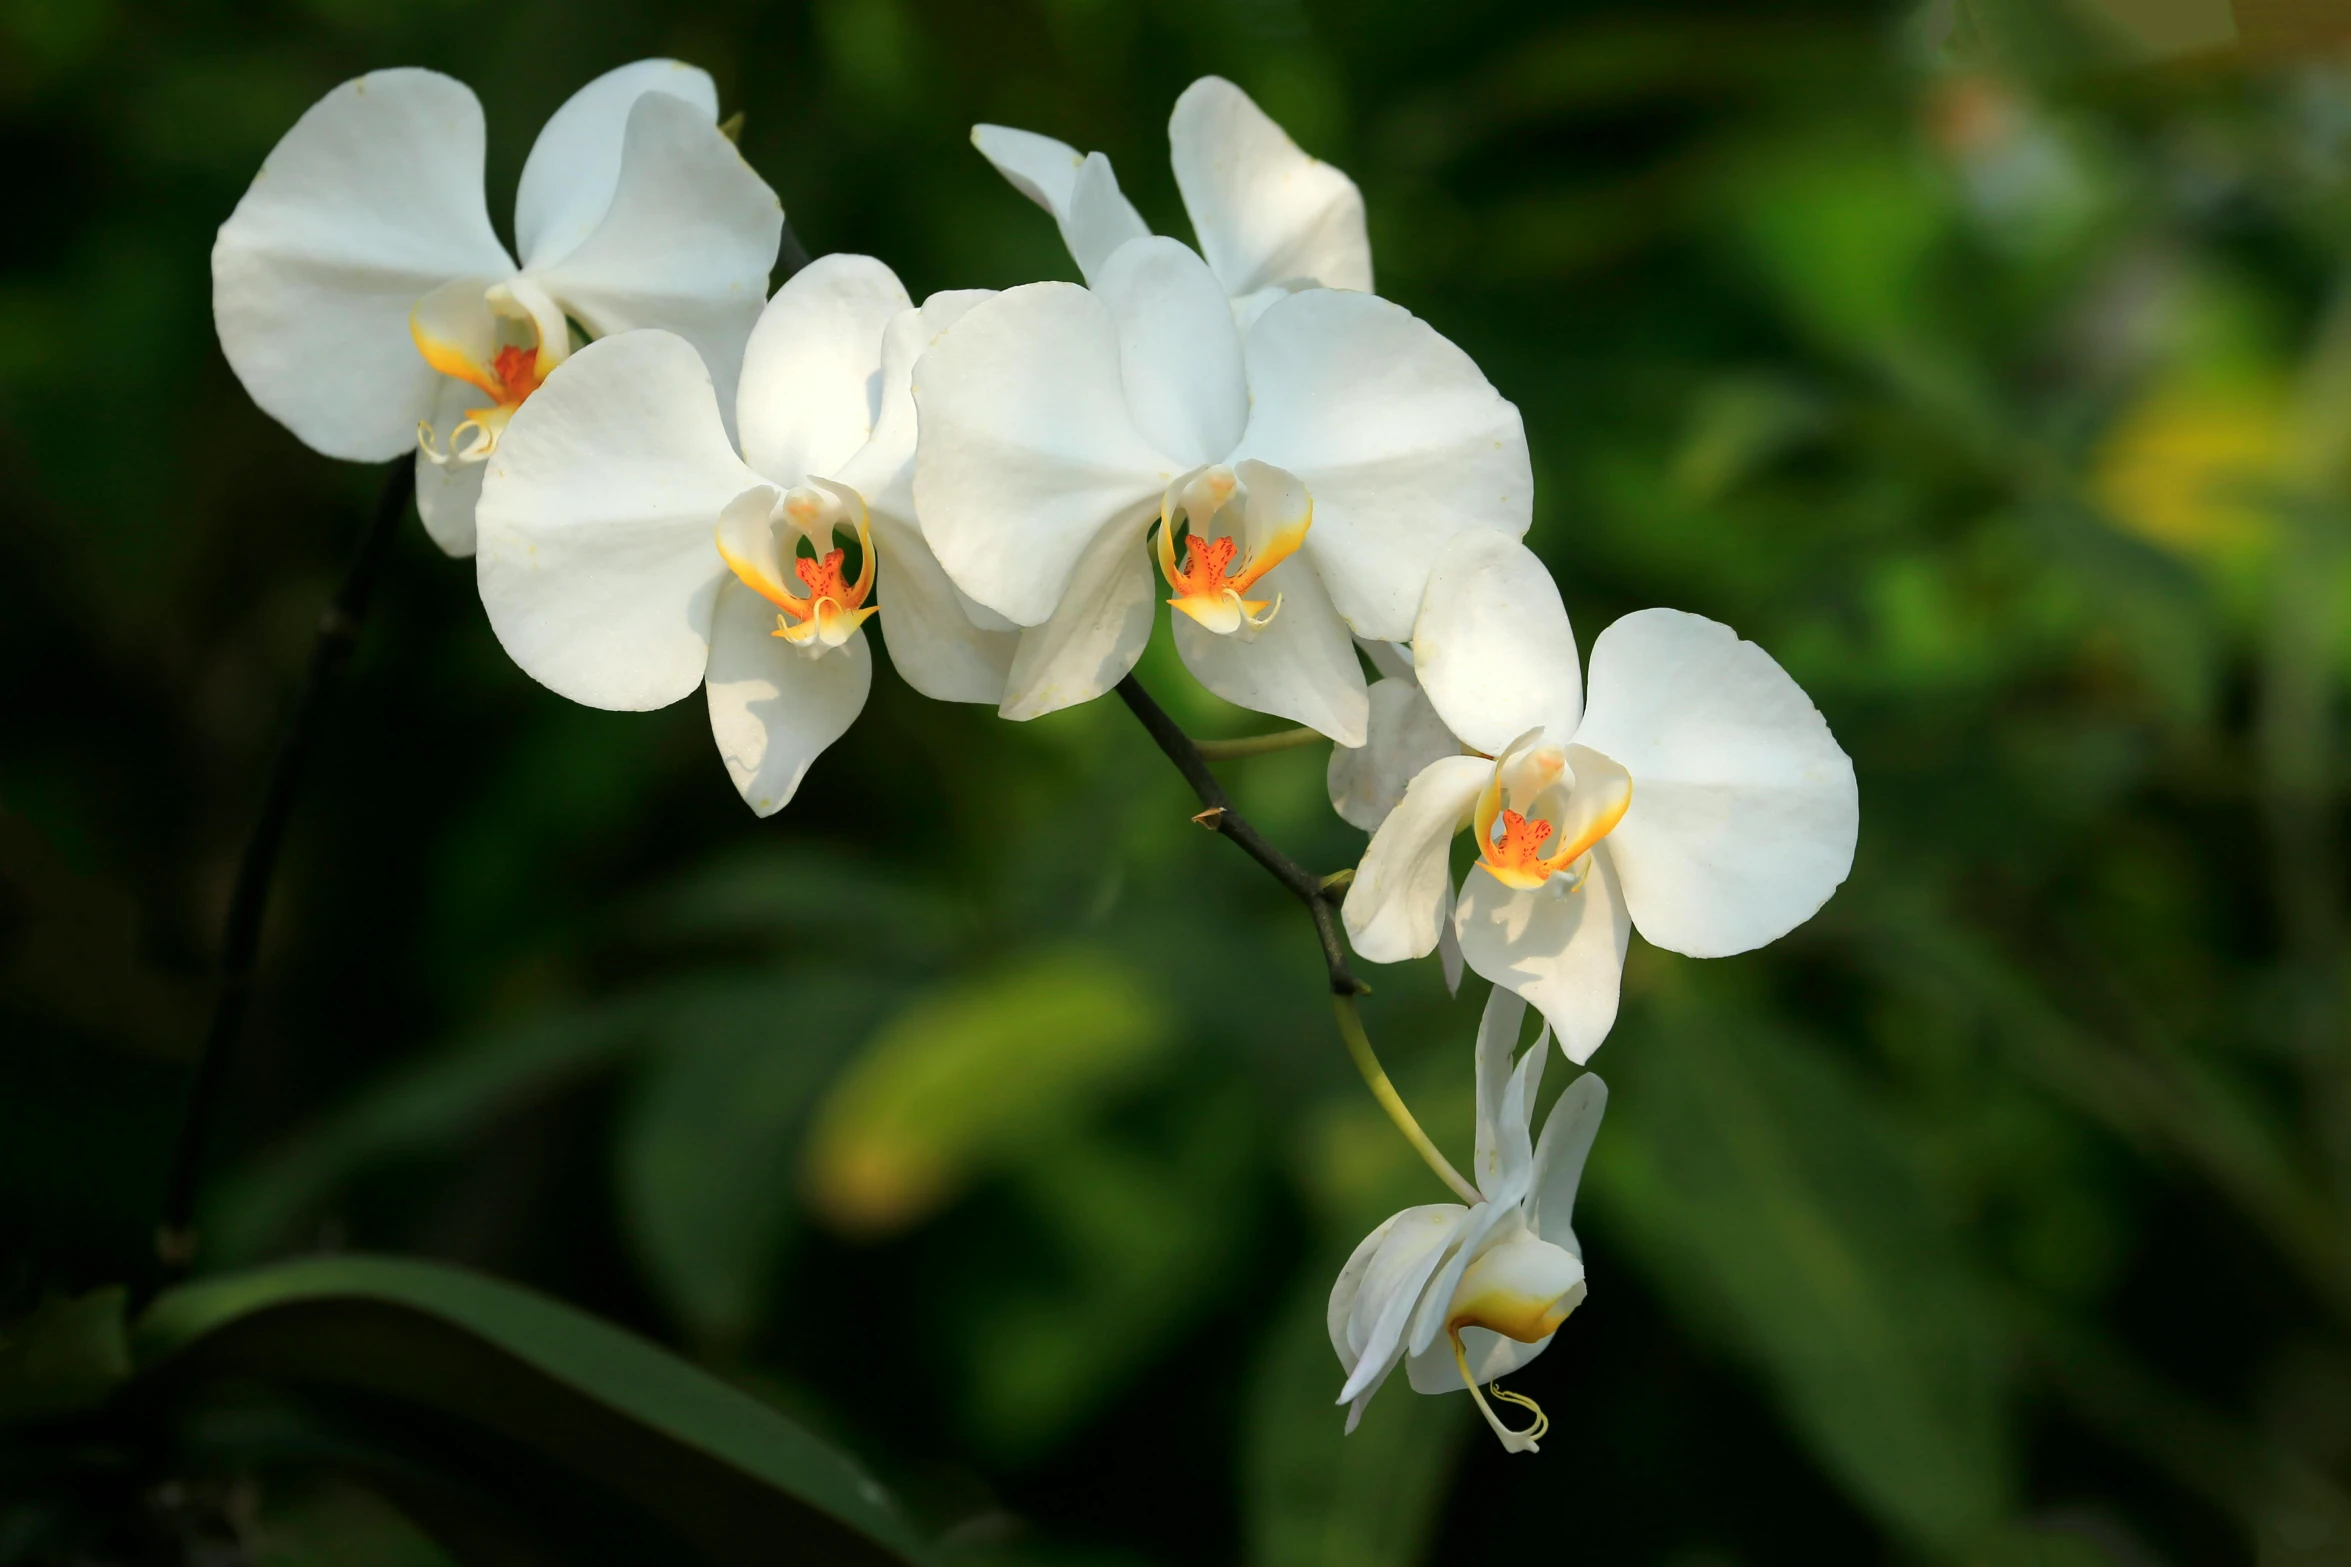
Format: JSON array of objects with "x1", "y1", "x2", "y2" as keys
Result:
[{"x1": 5, "y1": 0, "x2": 2351, "y2": 1560}]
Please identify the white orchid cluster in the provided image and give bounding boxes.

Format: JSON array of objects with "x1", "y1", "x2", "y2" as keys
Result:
[{"x1": 214, "y1": 62, "x2": 1858, "y2": 1454}]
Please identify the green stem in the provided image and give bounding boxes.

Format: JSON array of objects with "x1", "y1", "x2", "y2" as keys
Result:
[
  {"x1": 1193, "y1": 727, "x2": 1327, "y2": 761},
  {"x1": 1333, "y1": 993, "x2": 1480, "y2": 1204}
]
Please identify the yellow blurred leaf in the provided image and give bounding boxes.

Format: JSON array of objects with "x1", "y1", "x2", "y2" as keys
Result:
[
  {"x1": 802, "y1": 950, "x2": 1167, "y2": 1237},
  {"x1": 2093, "y1": 372, "x2": 2289, "y2": 567}
]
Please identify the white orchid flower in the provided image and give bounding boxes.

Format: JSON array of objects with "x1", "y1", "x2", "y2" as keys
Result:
[
  {"x1": 1328, "y1": 641, "x2": 1470, "y2": 991},
  {"x1": 1342, "y1": 534, "x2": 1859, "y2": 1061},
  {"x1": 911, "y1": 235, "x2": 1529, "y2": 736},
  {"x1": 1330, "y1": 986, "x2": 1606, "y2": 1454},
  {"x1": 972, "y1": 75, "x2": 1371, "y2": 325},
  {"x1": 475, "y1": 255, "x2": 1016, "y2": 815},
  {"x1": 213, "y1": 60, "x2": 782, "y2": 556}
]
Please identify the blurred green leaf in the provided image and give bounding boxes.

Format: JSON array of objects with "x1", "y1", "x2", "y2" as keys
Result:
[
  {"x1": 617, "y1": 981, "x2": 876, "y2": 1350},
  {"x1": 952, "y1": 1091, "x2": 1257, "y2": 1457},
  {"x1": 133, "y1": 1255, "x2": 936, "y2": 1565},
  {"x1": 0, "y1": 1285, "x2": 128, "y2": 1428},
  {"x1": 207, "y1": 1002, "x2": 652, "y2": 1264},
  {"x1": 802, "y1": 949, "x2": 1169, "y2": 1237},
  {"x1": 1241, "y1": 1274, "x2": 1466, "y2": 1567},
  {"x1": 1591, "y1": 973, "x2": 2015, "y2": 1555}
]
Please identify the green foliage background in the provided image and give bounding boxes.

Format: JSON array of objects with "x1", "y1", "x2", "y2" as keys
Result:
[{"x1": 4, "y1": 0, "x2": 2351, "y2": 1560}]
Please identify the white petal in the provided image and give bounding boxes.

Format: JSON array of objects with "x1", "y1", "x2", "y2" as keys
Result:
[
  {"x1": 736, "y1": 254, "x2": 908, "y2": 486},
  {"x1": 1092, "y1": 237, "x2": 1247, "y2": 469},
  {"x1": 1412, "y1": 533, "x2": 1582, "y2": 756},
  {"x1": 1065, "y1": 153, "x2": 1155, "y2": 285},
  {"x1": 1528, "y1": 1073, "x2": 1607, "y2": 1256},
  {"x1": 514, "y1": 59, "x2": 718, "y2": 269},
  {"x1": 704, "y1": 577, "x2": 872, "y2": 816},
  {"x1": 1404, "y1": 1201, "x2": 1509, "y2": 1359},
  {"x1": 868, "y1": 506, "x2": 1017, "y2": 704},
  {"x1": 475, "y1": 331, "x2": 755, "y2": 710},
  {"x1": 912, "y1": 283, "x2": 1172, "y2": 626},
  {"x1": 413, "y1": 375, "x2": 487, "y2": 556},
  {"x1": 1329, "y1": 1212, "x2": 1403, "y2": 1364},
  {"x1": 968, "y1": 126, "x2": 1149, "y2": 285},
  {"x1": 1454, "y1": 847, "x2": 1632, "y2": 1065},
  {"x1": 1341, "y1": 753, "x2": 1489, "y2": 963},
  {"x1": 529, "y1": 91, "x2": 783, "y2": 432},
  {"x1": 1167, "y1": 76, "x2": 1373, "y2": 297},
  {"x1": 1406, "y1": 1324, "x2": 1551, "y2": 1395},
  {"x1": 1172, "y1": 560, "x2": 1367, "y2": 743},
  {"x1": 997, "y1": 523, "x2": 1156, "y2": 720},
  {"x1": 211, "y1": 69, "x2": 515, "y2": 461},
  {"x1": 833, "y1": 289, "x2": 997, "y2": 526},
  {"x1": 1236, "y1": 289, "x2": 1531, "y2": 641},
  {"x1": 1327, "y1": 676, "x2": 1460, "y2": 831},
  {"x1": 1571, "y1": 609, "x2": 1858, "y2": 958},
  {"x1": 1470, "y1": 985, "x2": 1528, "y2": 1197},
  {"x1": 1338, "y1": 1205, "x2": 1469, "y2": 1404},
  {"x1": 1438, "y1": 882, "x2": 1466, "y2": 995}
]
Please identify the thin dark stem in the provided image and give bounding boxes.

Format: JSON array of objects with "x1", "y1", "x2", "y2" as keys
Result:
[
  {"x1": 155, "y1": 461, "x2": 416, "y2": 1275},
  {"x1": 1114, "y1": 674, "x2": 1365, "y2": 997}
]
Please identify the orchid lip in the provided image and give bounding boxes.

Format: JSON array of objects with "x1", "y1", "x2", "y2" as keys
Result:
[
  {"x1": 1155, "y1": 462, "x2": 1311, "y2": 638},
  {"x1": 1473, "y1": 731, "x2": 1632, "y2": 891},
  {"x1": 410, "y1": 277, "x2": 560, "y2": 466},
  {"x1": 714, "y1": 478, "x2": 880, "y2": 659}
]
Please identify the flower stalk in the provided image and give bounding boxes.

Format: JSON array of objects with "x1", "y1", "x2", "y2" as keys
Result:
[
  {"x1": 1333, "y1": 993, "x2": 1481, "y2": 1204},
  {"x1": 155, "y1": 460, "x2": 416, "y2": 1278}
]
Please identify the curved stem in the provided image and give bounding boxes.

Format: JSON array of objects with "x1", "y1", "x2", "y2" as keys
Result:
[
  {"x1": 1194, "y1": 726, "x2": 1326, "y2": 761},
  {"x1": 155, "y1": 460, "x2": 415, "y2": 1277},
  {"x1": 1114, "y1": 675, "x2": 1363, "y2": 997},
  {"x1": 1335, "y1": 994, "x2": 1481, "y2": 1204},
  {"x1": 1113, "y1": 675, "x2": 1472, "y2": 1200}
]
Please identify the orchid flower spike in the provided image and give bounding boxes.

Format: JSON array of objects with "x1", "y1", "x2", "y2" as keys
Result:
[
  {"x1": 972, "y1": 76, "x2": 1371, "y2": 325},
  {"x1": 1342, "y1": 534, "x2": 1859, "y2": 1061},
  {"x1": 911, "y1": 235, "x2": 1530, "y2": 737},
  {"x1": 475, "y1": 256, "x2": 1019, "y2": 815},
  {"x1": 213, "y1": 61, "x2": 782, "y2": 556},
  {"x1": 1330, "y1": 986, "x2": 1606, "y2": 1454}
]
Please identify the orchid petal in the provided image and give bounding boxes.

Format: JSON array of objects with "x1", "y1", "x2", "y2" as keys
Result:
[
  {"x1": 868, "y1": 506, "x2": 1017, "y2": 705},
  {"x1": 1454, "y1": 845, "x2": 1632, "y2": 1065},
  {"x1": 832, "y1": 288, "x2": 996, "y2": 525},
  {"x1": 515, "y1": 59, "x2": 718, "y2": 270},
  {"x1": 414, "y1": 375, "x2": 488, "y2": 556},
  {"x1": 1341, "y1": 754, "x2": 1488, "y2": 963},
  {"x1": 1327, "y1": 675, "x2": 1460, "y2": 832},
  {"x1": 1413, "y1": 533, "x2": 1583, "y2": 756},
  {"x1": 1329, "y1": 1212, "x2": 1402, "y2": 1361},
  {"x1": 1528, "y1": 1073, "x2": 1607, "y2": 1258},
  {"x1": 212, "y1": 69, "x2": 515, "y2": 461},
  {"x1": 1404, "y1": 1201, "x2": 1509, "y2": 1359},
  {"x1": 1235, "y1": 289, "x2": 1531, "y2": 641},
  {"x1": 704, "y1": 577, "x2": 872, "y2": 817},
  {"x1": 1471, "y1": 985, "x2": 1527, "y2": 1197},
  {"x1": 1338, "y1": 1205, "x2": 1469, "y2": 1404},
  {"x1": 1168, "y1": 75, "x2": 1373, "y2": 297},
  {"x1": 1171, "y1": 557, "x2": 1367, "y2": 743},
  {"x1": 1571, "y1": 609, "x2": 1858, "y2": 958},
  {"x1": 1093, "y1": 237, "x2": 1247, "y2": 470},
  {"x1": 912, "y1": 282, "x2": 1172, "y2": 626},
  {"x1": 529, "y1": 91, "x2": 782, "y2": 434},
  {"x1": 969, "y1": 126, "x2": 1150, "y2": 285},
  {"x1": 475, "y1": 330, "x2": 754, "y2": 709},
  {"x1": 1406, "y1": 1322, "x2": 1553, "y2": 1395},
  {"x1": 737, "y1": 254, "x2": 909, "y2": 487},
  {"x1": 997, "y1": 522, "x2": 1156, "y2": 720}
]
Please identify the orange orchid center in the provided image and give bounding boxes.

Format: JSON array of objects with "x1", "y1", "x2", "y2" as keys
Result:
[
  {"x1": 410, "y1": 276, "x2": 566, "y2": 468},
  {"x1": 1154, "y1": 463, "x2": 1312, "y2": 637},
  {"x1": 1473, "y1": 740, "x2": 1634, "y2": 893},
  {"x1": 714, "y1": 483, "x2": 880, "y2": 657},
  {"x1": 1167, "y1": 531, "x2": 1240, "y2": 600}
]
